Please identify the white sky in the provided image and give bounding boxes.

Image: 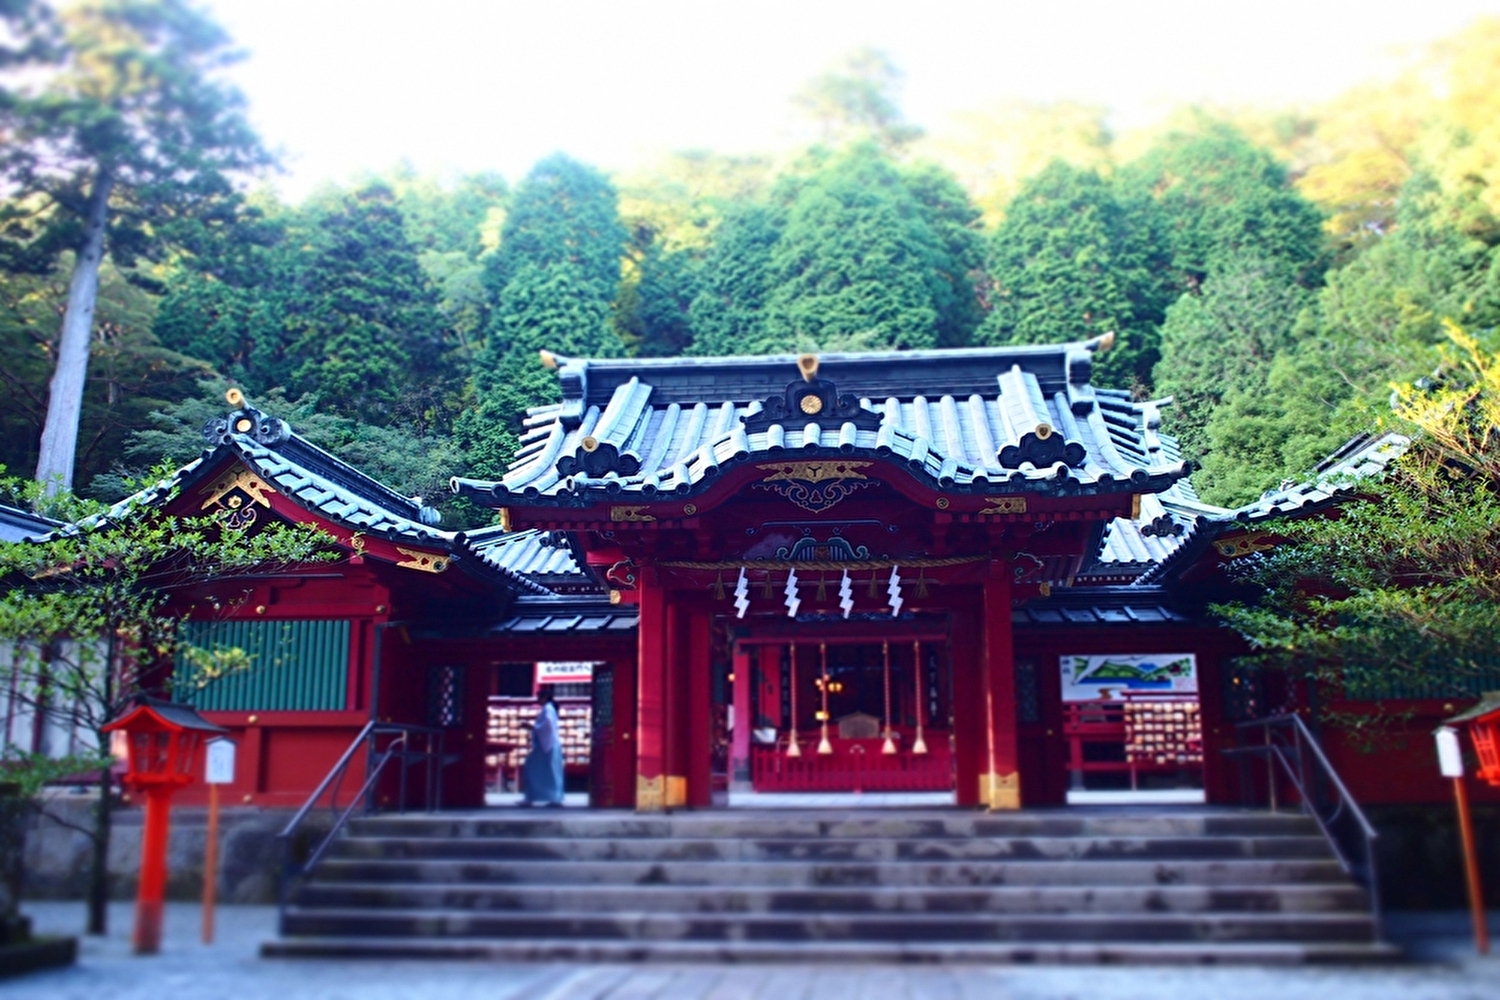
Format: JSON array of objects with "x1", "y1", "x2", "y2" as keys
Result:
[{"x1": 201, "y1": 0, "x2": 1500, "y2": 199}]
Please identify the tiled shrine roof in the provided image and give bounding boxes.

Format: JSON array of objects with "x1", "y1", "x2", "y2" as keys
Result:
[
  {"x1": 461, "y1": 526, "x2": 590, "y2": 590},
  {"x1": 1085, "y1": 430, "x2": 1218, "y2": 580},
  {"x1": 1133, "y1": 431, "x2": 1410, "y2": 587},
  {"x1": 452, "y1": 336, "x2": 1191, "y2": 506},
  {"x1": 0, "y1": 502, "x2": 60, "y2": 543},
  {"x1": 38, "y1": 402, "x2": 551, "y2": 594},
  {"x1": 1011, "y1": 588, "x2": 1191, "y2": 626},
  {"x1": 486, "y1": 596, "x2": 637, "y2": 635},
  {"x1": 1224, "y1": 432, "x2": 1409, "y2": 524},
  {"x1": 196, "y1": 406, "x2": 453, "y2": 545}
]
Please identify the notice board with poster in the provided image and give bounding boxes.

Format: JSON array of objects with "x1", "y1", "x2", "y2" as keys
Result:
[{"x1": 1060, "y1": 653, "x2": 1197, "y2": 702}]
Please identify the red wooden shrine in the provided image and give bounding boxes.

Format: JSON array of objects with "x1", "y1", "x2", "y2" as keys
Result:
[
  {"x1": 21, "y1": 349, "x2": 1496, "y2": 818},
  {"x1": 454, "y1": 338, "x2": 1188, "y2": 810}
]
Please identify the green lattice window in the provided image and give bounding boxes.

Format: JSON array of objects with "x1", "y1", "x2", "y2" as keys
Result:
[{"x1": 175, "y1": 619, "x2": 351, "y2": 711}]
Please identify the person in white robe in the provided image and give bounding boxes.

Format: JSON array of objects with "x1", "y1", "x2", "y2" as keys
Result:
[{"x1": 521, "y1": 684, "x2": 565, "y2": 806}]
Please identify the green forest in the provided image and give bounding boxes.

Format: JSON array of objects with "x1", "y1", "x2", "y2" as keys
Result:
[{"x1": 4, "y1": 3, "x2": 1500, "y2": 526}]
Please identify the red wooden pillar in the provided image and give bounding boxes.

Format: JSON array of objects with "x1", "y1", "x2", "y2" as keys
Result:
[
  {"x1": 951, "y1": 595, "x2": 985, "y2": 807},
  {"x1": 636, "y1": 573, "x2": 669, "y2": 811},
  {"x1": 730, "y1": 642, "x2": 753, "y2": 792},
  {"x1": 685, "y1": 604, "x2": 713, "y2": 807},
  {"x1": 759, "y1": 646, "x2": 782, "y2": 730},
  {"x1": 612, "y1": 655, "x2": 638, "y2": 808},
  {"x1": 980, "y1": 559, "x2": 1021, "y2": 809},
  {"x1": 663, "y1": 599, "x2": 686, "y2": 802}
]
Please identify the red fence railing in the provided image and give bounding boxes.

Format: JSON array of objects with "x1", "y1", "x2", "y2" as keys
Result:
[{"x1": 751, "y1": 736, "x2": 953, "y2": 792}]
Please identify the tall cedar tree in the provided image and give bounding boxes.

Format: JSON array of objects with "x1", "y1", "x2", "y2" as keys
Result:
[
  {"x1": 616, "y1": 231, "x2": 699, "y2": 358},
  {"x1": 0, "y1": 0, "x2": 270, "y2": 490},
  {"x1": 760, "y1": 145, "x2": 982, "y2": 353},
  {"x1": 1151, "y1": 252, "x2": 1313, "y2": 469},
  {"x1": 280, "y1": 184, "x2": 448, "y2": 427},
  {"x1": 688, "y1": 202, "x2": 782, "y2": 356},
  {"x1": 459, "y1": 156, "x2": 626, "y2": 476},
  {"x1": 156, "y1": 185, "x2": 453, "y2": 431},
  {"x1": 386, "y1": 169, "x2": 509, "y2": 356},
  {"x1": 977, "y1": 161, "x2": 1173, "y2": 389},
  {"x1": 792, "y1": 47, "x2": 923, "y2": 153},
  {"x1": 1199, "y1": 173, "x2": 1500, "y2": 504},
  {"x1": 2, "y1": 258, "x2": 213, "y2": 493},
  {"x1": 1115, "y1": 123, "x2": 1327, "y2": 293}
]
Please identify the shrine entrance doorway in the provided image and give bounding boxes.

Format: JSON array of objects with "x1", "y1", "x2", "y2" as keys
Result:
[{"x1": 729, "y1": 629, "x2": 955, "y2": 796}]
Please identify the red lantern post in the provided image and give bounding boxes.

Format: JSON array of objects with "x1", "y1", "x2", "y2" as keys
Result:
[
  {"x1": 1439, "y1": 691, "x2": 1500, "y2": 957},
  {"x1": 102, "y1": 698, "x2": 227, "y2": 955}
]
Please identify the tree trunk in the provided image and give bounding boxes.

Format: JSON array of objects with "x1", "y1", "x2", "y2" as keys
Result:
[
  {"x1": 35, "y1": 167, "x2": 114, "y2": 494},
  {"x1": 87, "y1": 630, "x2": 119, "y2": 936},
  {"x1": 86, "y1": 759, "x2": 111, "y2": 935}
]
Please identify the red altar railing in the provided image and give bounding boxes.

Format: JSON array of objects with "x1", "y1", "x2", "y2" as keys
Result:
[
  {"x1": 751, "y1": 736, "x2": 953, "y2": 792},
  {"x1": 1063, "y1": 692, "x2": 1202, "y2": 789}
]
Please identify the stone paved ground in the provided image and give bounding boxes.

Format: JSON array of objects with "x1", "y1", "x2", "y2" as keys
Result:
[{"x1": 12, "y1": 902, "x2": 1499, "y2": 1000}]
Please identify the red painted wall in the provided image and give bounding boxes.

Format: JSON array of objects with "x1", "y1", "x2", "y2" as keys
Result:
[{"x1": 1318, "y1": 698, "x2": 1500, "y2": 807}]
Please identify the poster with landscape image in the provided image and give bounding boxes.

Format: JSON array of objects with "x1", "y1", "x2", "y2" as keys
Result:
[{"x1": 1059, "y1": 653, "x2": 1197, "y2": 701}]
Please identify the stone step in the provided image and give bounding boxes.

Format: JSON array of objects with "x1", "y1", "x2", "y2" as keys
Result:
[
  {"x1": 329, "y1": 834, "x2": 1333, "y2": 864},
  {"x1": 294, "y1": 880, "x2": 1370, "y2": 915},
  {"x1": 279, "y1": 906, "x2": 1380, "y2": 945},
  {"x1": 347, "y1": 811, "x2": 1320, "y2": 842},
  {"x1": 308, "y1": 856, "x2": 1353, "y2": 888},
  {"x1": 261, "y1": 935, "x2": 1403, "y2": 965}
]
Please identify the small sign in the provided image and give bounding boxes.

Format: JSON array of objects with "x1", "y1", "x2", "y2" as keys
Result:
[
  {"x1": 1435, "y1": 726, "x2": 1465, "y2": 778},
  {"x1": 535, "y1": 661, "x2": 595, "y2": 685},
  {"x1": 205, "y1": 738, "x2": 236, "y2": 785}
]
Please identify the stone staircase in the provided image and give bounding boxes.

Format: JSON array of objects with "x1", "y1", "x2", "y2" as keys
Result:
[{"x1": 261, "y1": 808, "x2": 1399, "y2": 964}]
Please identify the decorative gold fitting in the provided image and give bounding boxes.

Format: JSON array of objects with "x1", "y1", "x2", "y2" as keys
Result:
[
  {"x1": 797, "y1": 353, "x2": 819, "y2": 382},
  {"x1": 1034, "y1": 423, "x2": 1053, "y2": 440},
  {"x1": 396, "y1": 546, "x2": 449, "y2": 573},
  {"x1": 881, "y1": 733, "x2": 897, "y2": 755},
  {"x1": 225, "y1": 387, "x2": 245, "y2": 408},
  {"x1": 538, "y1": 349, "x2": 558, "y2": 369},
  {"x1": 912, "y1": 732, "x2": 928, "y2": 755},
  {"x1": 817, "y1": 732, "x2": 833, "y2": 755},
  {"x1": 979, "y1": 496, "x2": 1027, "y2": 515},
  {"x1": 786, "y1": 737, "x2": 802, "y2": 758},
  {"x1": 580, "y1": 435, "x2": 599, "y2": 452},
  {"x1": 1097, "y1": 330, "x2": 1116, "y2": 352}
]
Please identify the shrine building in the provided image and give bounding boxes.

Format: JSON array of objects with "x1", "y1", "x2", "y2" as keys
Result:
[
  {"x1": 9, "y1": 335, "x2": 1482, "y2": 816},
  {"x1": 451, "y1": 333, "x2": 1191, "y2": 811}
]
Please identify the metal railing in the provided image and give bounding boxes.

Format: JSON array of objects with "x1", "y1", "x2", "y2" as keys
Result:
[
  {"x1": 275, "y1": 721, "x2": 454, "y2": 926},
  {"x1": 1224, "y1": 713, "x2": 1382, "y2": 936}
]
